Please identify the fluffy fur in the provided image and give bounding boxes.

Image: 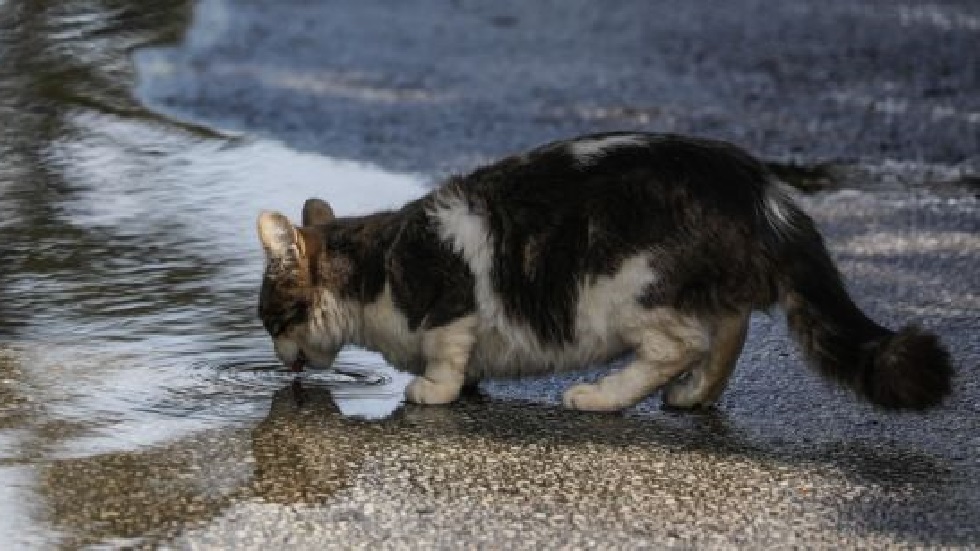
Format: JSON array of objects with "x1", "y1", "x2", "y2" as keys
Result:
[{"x1": 257, "y1": 132, "x2": 953, "y2": 411}]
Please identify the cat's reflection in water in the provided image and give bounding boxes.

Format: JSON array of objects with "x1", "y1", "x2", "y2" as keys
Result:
[{"x1": 250, "y1": 383, "x2": 371, "y2": 504}]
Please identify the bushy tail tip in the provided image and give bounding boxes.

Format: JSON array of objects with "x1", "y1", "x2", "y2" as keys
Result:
[{"x1": 856, "y1": 325, "x2": 953, "y2": 410}]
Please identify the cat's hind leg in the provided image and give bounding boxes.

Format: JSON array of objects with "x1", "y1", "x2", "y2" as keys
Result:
[
  {"x1": 664, "y1": 311, "x2": 750, "y2": 409},
  {"x1": 406, "y1": 316, "x2": 478, "y2": 405},
  {"x1": 563, "y1": 310, "x2": 710, "y2": 412}
]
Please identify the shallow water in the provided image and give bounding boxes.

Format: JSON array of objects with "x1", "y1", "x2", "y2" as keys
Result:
[{"x1": 0, "y1": 2, "x2": 419, "y2": 543}]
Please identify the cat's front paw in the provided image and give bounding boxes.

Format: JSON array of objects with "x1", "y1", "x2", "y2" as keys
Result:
[
  {"x1": 562, "y1": 383, "x2": 626, "y2": 412},
  {"x1": 406, "y1": 377, "x2": 461, "y2": 405}
]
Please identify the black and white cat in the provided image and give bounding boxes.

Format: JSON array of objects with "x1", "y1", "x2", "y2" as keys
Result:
[{"x1": 257, "y1": 132, "x2": 951, "y2": 411}]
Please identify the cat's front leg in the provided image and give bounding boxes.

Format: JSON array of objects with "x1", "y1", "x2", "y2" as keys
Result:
[{"x1": 406, "y1": 316, "x2": 478, "y2": 405}]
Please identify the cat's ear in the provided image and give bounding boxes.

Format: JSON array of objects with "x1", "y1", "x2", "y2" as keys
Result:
[
  {"x1": 302, "y1": 198, "x2": 335, "y2": 226},
  {"x1": 257, "y1": 211, "x2": 299, "y2": 258}
]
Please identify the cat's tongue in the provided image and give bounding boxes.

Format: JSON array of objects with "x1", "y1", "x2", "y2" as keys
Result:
[{"x1": 290, "y1": 354, "x2": 306, "y2": 372}]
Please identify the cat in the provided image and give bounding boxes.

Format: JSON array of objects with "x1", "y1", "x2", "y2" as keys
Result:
[{"x1": 256, "y1": 132, "x2": 952, "y2": 411}]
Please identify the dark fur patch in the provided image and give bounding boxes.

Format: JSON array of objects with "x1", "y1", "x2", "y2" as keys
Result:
[
  {"x1": 310, "y1": 201, "x2": 476, "y2": 331},
  {"x1": 319, "y1": 211, "x2": 400, "y2": 303},
  {"x1": 387, "y1": 201, "x2": 476, "y2": 329}
]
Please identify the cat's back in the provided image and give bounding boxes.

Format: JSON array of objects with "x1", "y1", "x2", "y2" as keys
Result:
[
  {"x1": 427, "y1": 131, "x2": 771, "y2": 260},
  {"x1": 445, "y1": 132, "x2": 768, "y2": 210}
]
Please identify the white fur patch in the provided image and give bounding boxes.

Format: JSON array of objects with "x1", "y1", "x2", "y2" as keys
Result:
[
  {"x1": 406, "y1": 315, "x2": 480, "y2": 404},
  {"x1": 575, "y1": 254, "x2": 658, "y2": 340},
  {"x1": 359, "y1": 284, "x2": 423, "y2": 370},
  {"x1": 310, "y1": 289, "x2": 357, "y2": 344},
  {"x1": 568, "y1": 134, "x2": 648, "y2": 164}
]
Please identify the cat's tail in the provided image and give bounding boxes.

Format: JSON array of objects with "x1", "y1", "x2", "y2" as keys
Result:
[{"x1": 762, "y1": 187, "x2": 952, "y2": 409}]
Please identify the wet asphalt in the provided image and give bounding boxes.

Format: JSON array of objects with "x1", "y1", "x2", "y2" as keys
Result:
[
  {"x1": 1, "y1": 0, "x2": 978, "y2": 548},
  {"x1": 137, "y1": 0, "x2": 980, "y2": 179}
]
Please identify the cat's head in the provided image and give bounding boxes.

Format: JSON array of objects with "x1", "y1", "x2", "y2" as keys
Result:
[{"x1": 256, "y1": 198, "x2": 345, "y2": 370}]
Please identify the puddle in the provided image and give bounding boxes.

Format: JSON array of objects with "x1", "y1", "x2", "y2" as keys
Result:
[
  {"x1": 2, "y1": 102, "x2": 427, "y2": 470},
  {"x1": 2, "y1": 107, "x2": 426, "y2": 453},
  {"x1": 215, "y1": 347, "x2": 413, "y2": 421}
]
